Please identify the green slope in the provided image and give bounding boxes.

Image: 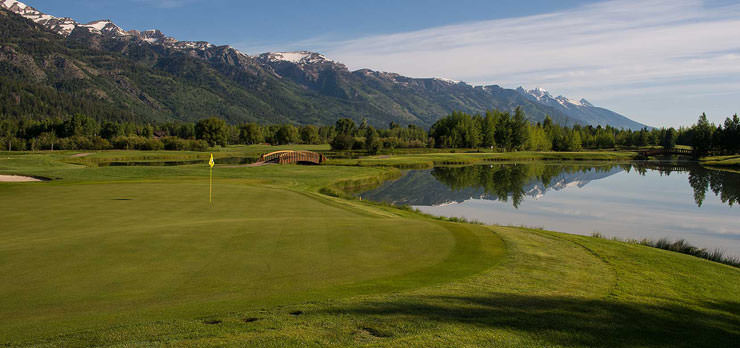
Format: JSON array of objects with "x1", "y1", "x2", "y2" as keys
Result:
[{"x1": 0, "y1": 150, "x2": 737, "y2": 347}]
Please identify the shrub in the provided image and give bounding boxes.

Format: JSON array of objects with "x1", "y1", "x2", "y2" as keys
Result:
[
  {"x1": 90, "y1": 136, "x2": 112, "y2": 150},
  {"x1": 188, "y1": 139, "x2": 209, "y2": 151},
  {"x1": 383, "y1": 137, "x2": 400, "y2": 149},
  {"x1": 352, "y1": 137, "x2": 365, "y2": 150},
  {"x1": 162, "y1": 137, "x2": 188, "y2": 151},
  {"x1": 111, "y1": 136, "x2": 163, "y2": 150},
  {"x1": 140, "y1": 138, "x2": 164, "y2": 151},
  {"x1": 112, "y1": 136, "x2": 144, "y2": 150}
]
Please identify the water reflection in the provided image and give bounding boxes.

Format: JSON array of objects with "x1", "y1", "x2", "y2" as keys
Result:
[
  {"x1": 365, "y1": 163, "x2": 739, "y2": 209},
  {"x1": 361, "y1": 162, "x2": 740, "y2": 256},
  {"x1": 686, "y1": 168, "x2": 739, "y2": 207},
  {"x1": 431, "y1": 164, "x2": 628, "y2": 208},
  {"x1": 625, "y1": 162, "x2": 739, "y2": 207}
]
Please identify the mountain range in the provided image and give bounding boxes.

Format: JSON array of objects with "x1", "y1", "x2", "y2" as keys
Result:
[{"x1": 0, "y1": 0, "x2": 649, "y2": 129}]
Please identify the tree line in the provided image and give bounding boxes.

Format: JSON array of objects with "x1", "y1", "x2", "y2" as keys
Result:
[
  {"x1": 426, "y1": 109, "x2": 739, "y2": 156},
  {"x1": 1, "y1": 108, "x2": 738, "y2": 157}
]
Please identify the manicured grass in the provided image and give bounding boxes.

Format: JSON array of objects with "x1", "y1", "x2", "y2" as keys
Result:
[
  {"x1": 329, "y1": 151, "x2": 636, "y2": 168},
  {"x1": 1, "y1": 149, "x2": 738, "y2": 347},
  {"x1": 592, "y1": 233, "x2": 740, "y2": 267},
  {"x1": 1, "y1": 180, "x2": 501, "y2": 341},
  {"x1": 701, "y1": 155, "x2": 740, "y2": 167},
  {"x1": 0, "y1": 144, "x2": 331, "y2": 167}
]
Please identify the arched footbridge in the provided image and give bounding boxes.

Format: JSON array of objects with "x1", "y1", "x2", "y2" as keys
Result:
[
  {"x1": 258, "y1": 150, "x2": 327, "y2": 165},
  {"x1": 637, "y1": 148, "x2": 693, "y2": 157}
]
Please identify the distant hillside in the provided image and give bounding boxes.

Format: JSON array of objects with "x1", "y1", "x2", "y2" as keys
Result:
[
  {"x1": 0, "y1": 1, "x2": 649, "y2": 129},
  {"x1": 517, "y1": 87, "x2": 648, "y2": 130}
]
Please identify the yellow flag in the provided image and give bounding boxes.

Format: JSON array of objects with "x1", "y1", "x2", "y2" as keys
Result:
[{"x1": 209, "y1": 153, "x2": 215, "y2": 168}]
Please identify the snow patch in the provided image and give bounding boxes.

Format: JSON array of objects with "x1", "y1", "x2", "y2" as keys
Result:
[
  {"x1": 81, "y1": 20, "x2": 111, "y2": 31},
  {"x1": 555, "y1": 95, "x2": 583, "y2": 106},
  {"x1": 276, "y1": 52, "x2": 309, "y2": 63},
  {"x1": 266, "y1": 51, "x2": 331, "y2": 64},
  {"x1": 1, "y1": 0, "x2": 26, "y2": 10},
  {"x1": 434, "y1": 77, "x2": 461, "y2": 84}
]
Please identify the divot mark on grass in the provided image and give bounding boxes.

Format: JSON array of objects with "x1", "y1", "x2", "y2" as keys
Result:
[
  {"x1": 243, "y1": 317, "x2": 260, "y2": 323},
  {"x1": 361, "y1": 326, "x2": 391, "y2": 338},
  {"x1": 203, "y1": 319, "x2": 222, "y2": 325},
  {"x1": 289, "y1": 310, "x2": 303, "y2": 316}
]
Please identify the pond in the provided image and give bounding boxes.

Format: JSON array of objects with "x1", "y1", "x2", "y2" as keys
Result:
[{"x1": 361, "y1": 162, "x2": 740, "y2": 257}]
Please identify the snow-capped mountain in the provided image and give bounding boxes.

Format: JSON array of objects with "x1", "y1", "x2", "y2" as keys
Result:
[
  {"x1": 1, "y1": 0, "x2": 77, "y2": 35},
  {"x1": 520, "y1": 87, "x2": 592, "y2": 108},
  {"x1": 516, "y1": 87, "x2": 648, "y2": 130},
  {"x1": 0, "y1": 0, "x2": 220, "y2": 52},
  {"x1": 0, "y1": 0, "x2": 649, "y2": 129}
]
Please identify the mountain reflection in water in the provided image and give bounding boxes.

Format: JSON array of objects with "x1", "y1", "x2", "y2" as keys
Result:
[{"x1": 361, "y1": 162, "x2": 740, "y2": 256}]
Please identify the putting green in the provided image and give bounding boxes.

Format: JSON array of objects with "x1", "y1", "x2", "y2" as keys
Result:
[{"x1": 0, "y1": 179, "x2": 503, "y2": 340}]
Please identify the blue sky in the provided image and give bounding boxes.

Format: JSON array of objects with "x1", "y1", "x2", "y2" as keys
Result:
[{"x1": 25, "y1": 0, "x2": 740, "y2": 127}]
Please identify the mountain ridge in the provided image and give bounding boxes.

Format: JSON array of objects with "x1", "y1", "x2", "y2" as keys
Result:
[
  {"x1": 516, "y1": 87, "x2": 647, "y2": 130},
  {"x1": 0, "y1": 0, "x2": 649, "y2": 129}
]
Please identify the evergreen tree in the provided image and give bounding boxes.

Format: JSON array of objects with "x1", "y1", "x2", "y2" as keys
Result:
[
  {"x1": 692, "y1": 113, "x2": 714, "y2": 157},
  {"x1": 481, "y1": 111, "x2": 497, "y2": 148},
  {"x1": 494, "y1": 112, "x2": 512, "y2": 151},
  {"x1": 661, "y1": 128, "x2": 677, "y2": 150},
  {"x1": 510, "y1": 107, "x2": 530, "y2": 151}
]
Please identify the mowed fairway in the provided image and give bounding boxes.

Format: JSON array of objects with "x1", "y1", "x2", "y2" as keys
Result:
[
  {"x1": 1, "y1": 151, "x2": 739, "y2": 347},
  {"x1": 0, "y1": 165, "x2": 503, "y2": 341}
]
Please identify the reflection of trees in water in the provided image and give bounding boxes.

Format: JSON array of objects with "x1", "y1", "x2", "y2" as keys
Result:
[
  {"x1": 432, "y1": 163, "x2": 740, "y2": 208},
  {"x1": 622, "y1": 162, "x2": 739, "y2": 207},
  {"x1": 690, "y1": 169, "x2": 739, "y2": 207},
  {"x1": 431, "y1": 164, "x2": 620, "y2": 208}
]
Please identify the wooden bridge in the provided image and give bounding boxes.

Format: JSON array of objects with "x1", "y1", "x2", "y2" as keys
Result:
[
  {"x1": 638, "y1": 148, "x2": 693, "y2": 157},
  {"x1": 258, "y1": 150, "x2": 327, "y2": 165}
]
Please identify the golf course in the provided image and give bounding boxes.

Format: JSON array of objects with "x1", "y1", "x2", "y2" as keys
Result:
[{"x1": 1, "y1": 148, "x2": 738, "y2": 347}]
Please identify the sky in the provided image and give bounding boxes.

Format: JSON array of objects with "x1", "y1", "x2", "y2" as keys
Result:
[{"x1": 25, "y1": 0, "x2": 740, "y2": 127}]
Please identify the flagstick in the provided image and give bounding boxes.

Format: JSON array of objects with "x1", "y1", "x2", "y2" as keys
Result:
[{"x1": 208, "y1": 153, "x2": 215, "y2": 206}]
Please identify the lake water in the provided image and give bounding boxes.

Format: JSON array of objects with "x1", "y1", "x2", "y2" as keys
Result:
[{"x1": 361, "y1": 162, "x2": 740, "y2": 257}]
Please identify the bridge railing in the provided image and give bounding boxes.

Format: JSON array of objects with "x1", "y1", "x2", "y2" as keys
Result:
[
  {"x1": 258, "y1": 150, "x2": 326, "y2": 164},
  {"x1": 638, "y1": 148, "x2": 693, "y2": 156}
]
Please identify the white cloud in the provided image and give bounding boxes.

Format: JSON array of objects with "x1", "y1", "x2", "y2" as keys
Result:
[{"x1": 308, "y1": 0, "x2": 740, "y2": 126}]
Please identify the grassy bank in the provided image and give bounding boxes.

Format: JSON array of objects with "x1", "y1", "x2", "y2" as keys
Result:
[
  {"x1": 701, "y1": 155, "x2": 740, "y2": 167},
  {"x1": 329, "y1": 150, "x2": 637, "y2": 168},
  {"x1": 592, "y1": 233, "x2": 740, "y2": 267},
  {"x1": 1, "y1": 149, "x2": 738, "y2": 347}
]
